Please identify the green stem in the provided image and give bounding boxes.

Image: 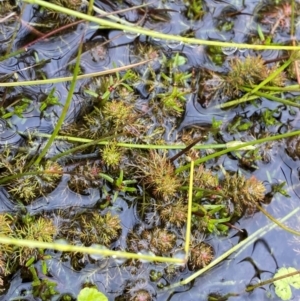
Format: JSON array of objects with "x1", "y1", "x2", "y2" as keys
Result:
[
  {"x1": 49, "y1": 134, "x2": 119, "y2": 161},
  {"x1": 184, "y1": 160, "x2": 194, "y2": 255},
  {"x1": 0, "y1": 170, "x2": 59, "y2": 185},
  {"x1": 0, "y1": 60, "x2": 150, "y2": 87},
  {"x1": 19, "y1": 131, "x2": 227, "y2": 150},
  {"x1": 250, "y1": 58, "x2": 293, "y2": 95},
  {"x1": 176, "y1": 129, "x2": 300, "y2": 173},
  {"x1": 0, "y1": 236, "x2": 184, "y2": 264},
  {"x1": 23, "y1": 0, "x2": 300, "y2": 50},
  {"x1": 246, "y1": 270, "x2": 300, "y2": 292},
  {"x1": 213, "y1": 94, "x2": 264, "y2": 109},
  {"x1": 32, "y1": 14, "x2": 87, "y2": 166},
  {"x1": 241, "y1": 86, "x2": 300, "y2": 108},
  {"x1": 167, "y1": 207, "x2": 300, "y2": 289},
  {"x1": 244, "y1": 84, "x2": 300, "y2": 92},
  {"x1": 257, "y1": 204, "x2": 300, "y2": 236}
]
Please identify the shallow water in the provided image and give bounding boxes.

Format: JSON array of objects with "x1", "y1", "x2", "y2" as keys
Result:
[{"x1": 1, "y1": 0, "x2": 300, "y2": 300}]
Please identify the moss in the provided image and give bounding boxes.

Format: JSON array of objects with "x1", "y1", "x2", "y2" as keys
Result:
[
  {"x1": 75, "y1": 212, "x2": 122, "y2": 246},
  {"x1": 221, "y1": 173, "x2": 266, "y2": 216},
  {"x1": 13, "y1": 216, "x2": 57, "y2": 265},
  {"x1": 135, "y1": 150, "x2": 181, "y2": 200}
]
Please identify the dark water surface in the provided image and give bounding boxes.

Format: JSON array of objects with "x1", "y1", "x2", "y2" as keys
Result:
[{"x1": 1, "y1": 0, "x2": 300, "y2": 300}]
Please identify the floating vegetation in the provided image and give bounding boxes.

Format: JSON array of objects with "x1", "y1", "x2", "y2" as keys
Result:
[
  {"x1": 189, "y1": 241, "x2": 214, "y2": 270},
  {"x1": 1, "y1": 0, "x2": 300, "y2": 300},
  {"x1": 221, "y1": 173, "x2": 266, "y2": 217},
  {"x1": 134, "y1": 150, "x2": 181, "y2": 200}
]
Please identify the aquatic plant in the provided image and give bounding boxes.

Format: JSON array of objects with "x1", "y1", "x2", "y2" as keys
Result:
[
  {"x1": 0, "y1": 0, "x2": 16, "y2": 17},
  {"x1": 193, "y1": 165, "x2": 219, "y2": 190},
  {"x1": 29, "y1": 265, "x2": 59, "y2": 301},
  {"x1": 286, "y1": 135, "x2": 300, "y2": 160},
  {"x1": 0, "y1": 214, "x2": 14, "y2": 277},
  {"x1": 134, "y1": 150, "x2": 181, "y2": 200},
  {"x1": 79, "y1": 107, "x2": 105, "y2": 139},
  {"x1": 184, "y1": 0, "x2": 205, "y2": 20},
  {"x1": 78, "y1": 287, "x2": 108, "y2": 301},
  {"x1": 206, "y1": 46, "x2": 226, "y2": 66},
  {"x1": 77, "y1": 212, "x2": 122, "y2": 246},
  {"x1": 221, "y1": 173, "x2": 266, "y2": 217},
  {"x1": 68, "y1": 161, "x2": 102, "y2": 194},
  {"x1": 40, "y1": 0, "x2": 86, "y2": 30},
  {"x1": 2, "y1": 0, "x2": 300, "y2": 299},
  {"x1": 273, "y1": 267, "x2": 300, "y2": 300},
  {"x1": 0, "y1": 146, "x2": 63, "y2": 202},
  {"x1": 159, "y1": 200, "x2": 187, "y2": 227},
  {"x1": 101, "y1": 142, "x2": 123, "y2": 168},
  {"x1": 123, "y1": 279, "x2": 153, "y2": 301},
  {"x1": 150, "y1": 228, "x2": 176, "y2": 254},
  {"x1": 156, "y1": 84, "x2": 190, "y2": 116},
  {"x1": 102, "y1": 99, "x2": 136, "y2": 131},
  {"x1": 8, "y1": 160, "x2": 62, "y2": 203},
  {"x1": 188, "y1": 241, "x2": 214, "y2": 270},
  {"x1": 192, "y1": 204, "x2": 230, "y2": 234},
  {"x1": 130, "y1": 289, "x2": 152, "y2": 301},
  {"x1": 13, "y1": 216, "x2": 57, "y2": 265},
  {"x1": 224, "y1": 56, "x2": 285, "y2": 96}
]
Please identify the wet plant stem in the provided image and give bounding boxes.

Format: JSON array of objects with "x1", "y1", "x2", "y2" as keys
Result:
[
  {"x1": 216, "y1": 57, "x2": 294, "y2": 109},
  {"x1": 0, "y1": 60, "x2": 151, "y2": 87},
  {"x1": 176, "y1": 129, "x2": 300, "y2": 173},
  {"x1": 184, "y1": 160, "x2": 194, "y2": 256},
  {"x1": 257, "y1": 203, "x2": 300, "y2": 236},
  {"x1": 29, "y1": 43, "x2": 83, "y2": 167},
  {"x1": 241, "y1": 86, "x2": 300, "y2": 108},
  {"x1": 30, "y1": 1, "x2": 94, "y2": 167},
  {"x1": 49, "y1": 133, "x2": 122, "y2": 161},
  {"x1": 19, "y1": 131, "x2": 227, "y2": 150},
  {"x1": 23, "y1": 0, "x2": 300, "y2": 50},
  {"x1": 0, "y1": 170, "x2": 62, "y2": 185},
  {"x1": 0, "y1": 236, "x2": 184, "y2": 264},
  {"x1": 246, "y1": 270, "x2": 300, "y2": 292},
  {"x1": 248, "y1": 84, "x2": 300, "y2": 92},
  {"x1": 168, "y1": 207, "x2": 300, "y2": 289}
]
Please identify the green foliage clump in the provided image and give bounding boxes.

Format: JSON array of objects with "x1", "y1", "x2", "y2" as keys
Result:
[
  {"x1": 193, "y1": 165, "x2": 219, "y2": 190},
  {"x1": 224, "y1": 56, "x2": 285, "y2": 96},
  {"x1": 102, "y1": 100, "x2": 135, "y2": 130},
  {"x1": 0, "y1": 148, "x2": 62, "y2": 203},
  {"x1": 32, "y1": 277, "x2": 59, "y2": 301},
  {"x1": 13, "y1": 216, "x2": 57, "y2": 265},
  {"x1": 189, "y1": 239, "x2": 214, "y2": 270},
  {"x1": 68, "y1": 161, "x2": 102, "y2": 194},
  {"x1": 101, "y1": 142, "x2": 123, "y2": 168},
  {"x1": 76, "y1": 212, "x2": 122, "y2": 246},
  {"x1": 221, "y1": 173, "x2": 266, "y2": 217},
  {"x1": 159, "y1": 200, "x2": 187, "y2": 227},
  {"x1": 8, "y1": 161, "x2": 62, "y2": 203},
  {"x1": 135, "y1": 150, "x2": 181, "y2": 200},
  {"x1": 157, "y1": 85, "x2": 189, "y2": 116},
  {"x1": 184, "y1": 0, "x2": 205, "y2": 20}
]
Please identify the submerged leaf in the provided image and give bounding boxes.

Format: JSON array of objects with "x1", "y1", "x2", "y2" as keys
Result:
[
  {"x1": 275, "y1": 283, "x2": 292, "y2": 301},
  {"x1": 273, "y1": 267, "x2": 300, "y2": 300}
]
